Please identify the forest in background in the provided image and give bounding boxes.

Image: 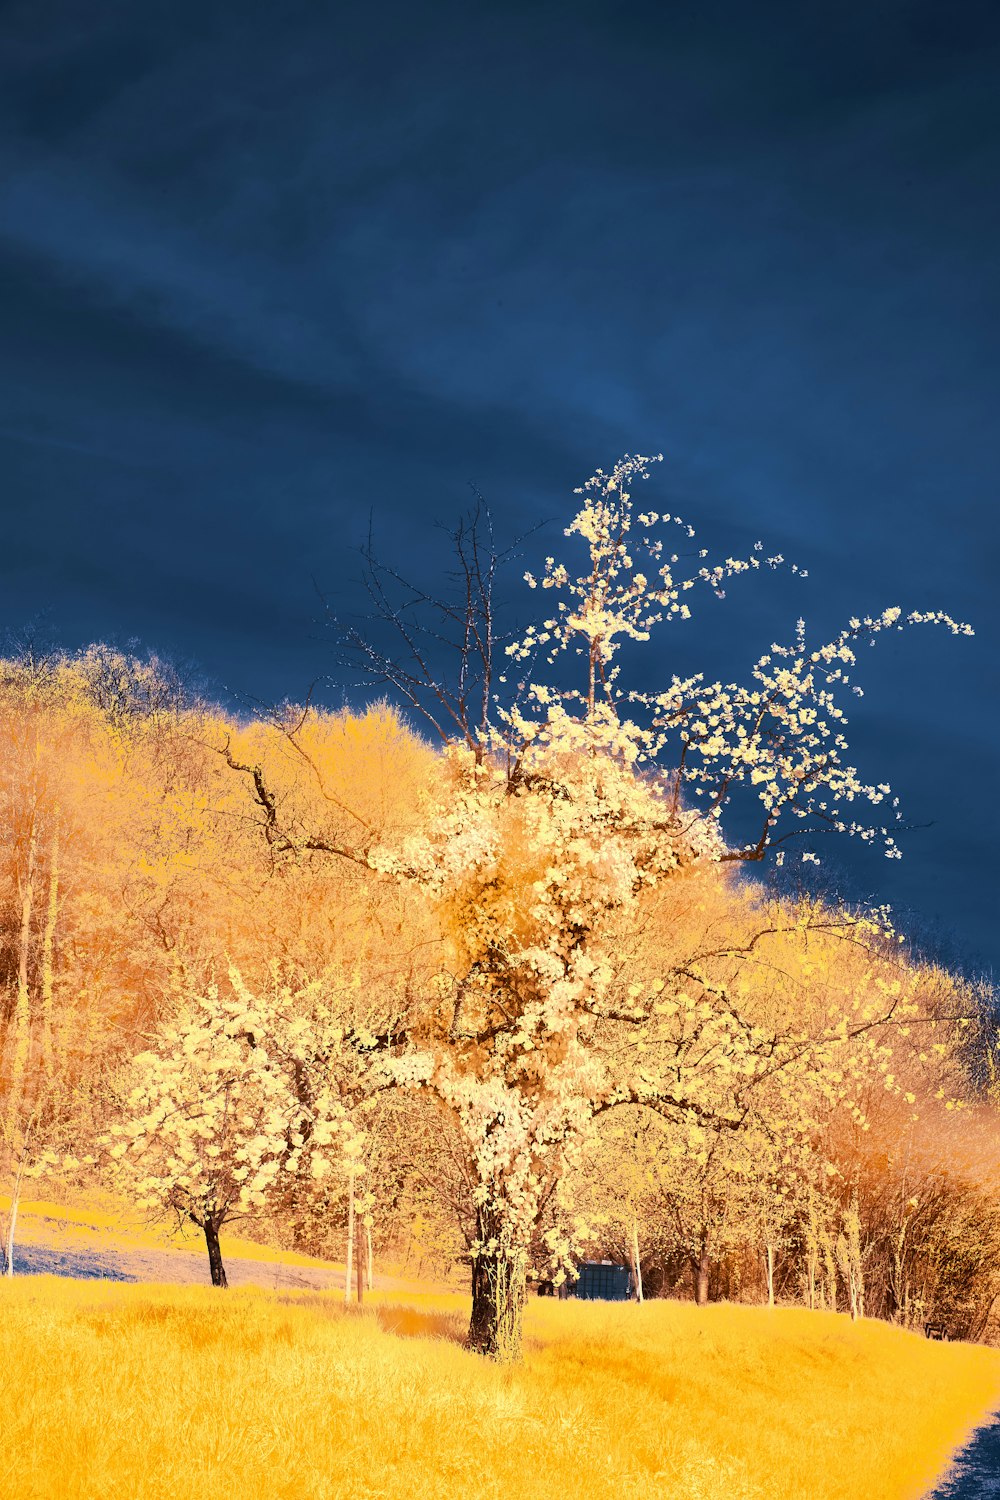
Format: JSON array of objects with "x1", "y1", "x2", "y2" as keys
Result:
[{"x1": 1, "y1": 457, "x2": 995, "y2": 1361}]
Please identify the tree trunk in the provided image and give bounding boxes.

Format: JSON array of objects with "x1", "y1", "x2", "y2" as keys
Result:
[
  {"x1": 467, "y1": 1211, "x2": 527, "y2": 1361},
  {"x1": 765, "y1": 1242, "x2": 775, "y2": 1308},
  {"x1": 3, "y1": 1113, "x2": 35, "y2": 1278},
  {"x1": 2, "y1": 1187, "x2": 19, "y2": 1277},
  {"x1": 630, "y1": 1217, "x2": 644, "y2": 1303},
  {"x1": 890, "y1": 1220, "x2": 908, "y2": 1323},
  {"x1": 695, "y1": 1230, "x2": 710, "y2": 1306},
  {"x1": 203, "y1": 1217, "x2": 228, "y2": 1288},
  {"x1": 10, "y1": 820, "x2": 36, "y2": 1090},
  {"x1": 16, "y1": 824, "x2": 35, "y2": 1024},
  {"x1": 821, "y1": 1232, "x2": 838, "y2": 1313},
  {"x1": 804, "y1": 1192, "x2": 818, "y2": 1311},
  {"x1": 365, "y1": 1221, "x2": 374, "y2": 1293},
  {"x1": 40, "y1": 818, "x2": 59, "y2": 1076},
  {"x1": 344, "y1": 1171, "x2": 356, "y2": 1305}
]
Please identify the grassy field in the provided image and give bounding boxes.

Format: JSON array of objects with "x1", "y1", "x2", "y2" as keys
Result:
[{"x1": 1, "y1": 1280, "x2": 998, "y2": 1500}]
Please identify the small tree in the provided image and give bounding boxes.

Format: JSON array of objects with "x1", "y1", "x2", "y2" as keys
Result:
[
  {"x1": 836, "y1": 1190, "x2": 867, "y2": 1321},
  {"x1": 104, "y1": 970, "x2": 366, "y2": 1286}
]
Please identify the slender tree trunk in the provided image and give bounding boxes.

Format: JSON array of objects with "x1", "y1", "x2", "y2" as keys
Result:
[
  {"x1": 16, "y1": 824, "x2": 36, "y2": 1023},
  {"x1": 695, "y1": 1230, "x2": 710, "y2": 1306},
  {"x1": 837, "y1": 1195, "x2": 865, "y2": 1322},
  {"x1": 40, "y1": 818, "x2": 59, "y2": 1076},
  {"x1": 3, "y1": 1186, "x2": 19, "y2": 1277},
  {"x1": 10, "y1": 820, "x2": 37, "y2": 1088},
  {"x1": 365, "y1": 1221, "x2": 374, "y2": 1293},
  {"x1": 804, "y1": 1191, "x2": 818, "y2": 1310},
  {"x1": 765, "y1": 1242, "x2": 775, "y2": 1308},
  {"x1": 821, "y1": 1232, "x2": 838, "y2": 1313},
  {"x1": 630, "y1": 1217, "x2": 644, "y2": 1303},
  {"x1": 890, "y1": 1220, "x2": 908, "y2": 1323},
  {"x1": 203, "y1": 1217, "x2": 228, "y2": 1288},
  {"x1": 356, "y1": 1237, "x2": 364, "y2": 1306},
  {"x1": 467, "y1": 1208, "x2": 527, "y2": 1361},
  {"x1": 344, "y1": 1171, "x2": 355, "y2": 1305},
  {"x1": 3, "y1": 1102, "x2": 36, "y2": 1278}
]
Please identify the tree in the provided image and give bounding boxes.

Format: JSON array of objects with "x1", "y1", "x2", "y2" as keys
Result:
[
  {"x1": 219, "y1": 454, "x2": 971, "y2": 1359},
  {"x1": 104, "y1": 970, "x2": 367, "y2": 1286}
]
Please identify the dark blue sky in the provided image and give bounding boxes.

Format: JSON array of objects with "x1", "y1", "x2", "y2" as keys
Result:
[{"x1": 1, "y1": 0, "x2": 997, "y2": 972}]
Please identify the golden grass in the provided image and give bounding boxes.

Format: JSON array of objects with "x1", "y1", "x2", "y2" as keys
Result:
[{"x1": 1, "y1": 1280, "x2": 996, "y2": 1500}]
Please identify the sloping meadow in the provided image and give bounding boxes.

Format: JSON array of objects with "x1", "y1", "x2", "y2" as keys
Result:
[{"x1": 1, "y1": 1280, "x2": 997, "y2": 1499}]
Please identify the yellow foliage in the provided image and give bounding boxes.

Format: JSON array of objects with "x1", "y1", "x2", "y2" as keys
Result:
[{"x1": 1, "y1": 1282, "x2": 997, "y2": 1500}]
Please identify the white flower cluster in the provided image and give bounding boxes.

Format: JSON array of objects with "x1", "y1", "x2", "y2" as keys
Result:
[
  {"x1": 504, "y1": 456, "x2": 971, "y2": 865},
  {"x1": 105, "y1": 969, "x2": 369, "y2": 1227},
  {"x1": 507, "y1": 456, "x2": 788, "y2": 715},
  {"x1": 653, "y1": 608, "x2": 972, "y2": 861}
]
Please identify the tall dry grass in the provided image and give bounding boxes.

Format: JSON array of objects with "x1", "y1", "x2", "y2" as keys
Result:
[{"x1": 1, "y1": 1280, "x2": 997, "y2": 1500}]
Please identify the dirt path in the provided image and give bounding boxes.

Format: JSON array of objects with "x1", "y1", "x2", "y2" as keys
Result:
[
  {"x1": 923, "y1": 1417, "x2": 1000, "y2": 1499},
  {"x1": 6, "y1": 1201, "x2": 435, "y2": 1296},
  {"x1": 12, "y1": 1238, "x2": 357, "y2": 1291}
]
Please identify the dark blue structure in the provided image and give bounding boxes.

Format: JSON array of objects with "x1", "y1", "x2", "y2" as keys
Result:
[{"x1": 573, "y1": 1261, "x2": 632, "y2": 1301}]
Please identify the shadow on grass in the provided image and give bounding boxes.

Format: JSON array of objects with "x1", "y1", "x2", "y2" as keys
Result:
[
  {"x1": 274, "y1": 1291, "x2": 469, "y2": 1348},
  {"x1": 13, "y1": 1244, "x2": 137, "y2": 1282},
  {"x1": 372, "y1": 1303, "x2": 468, "y2": 1345}
]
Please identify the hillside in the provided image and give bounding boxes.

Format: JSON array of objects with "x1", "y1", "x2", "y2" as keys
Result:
[
  {"x1": 0, "y1": 1190, "x2": 445, "y2": 1296},
  {"x1": 1, "y1": 1280, "x2": 997, "y2": 1500}
]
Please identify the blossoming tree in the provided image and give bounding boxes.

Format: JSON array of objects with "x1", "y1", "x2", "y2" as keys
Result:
[
  {"x1": 105, "y1": 970, "x2": 367, "y2": 1286},
  {"x1": 223, "y1": 453, "x2": 970, "y2": 1358}
]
